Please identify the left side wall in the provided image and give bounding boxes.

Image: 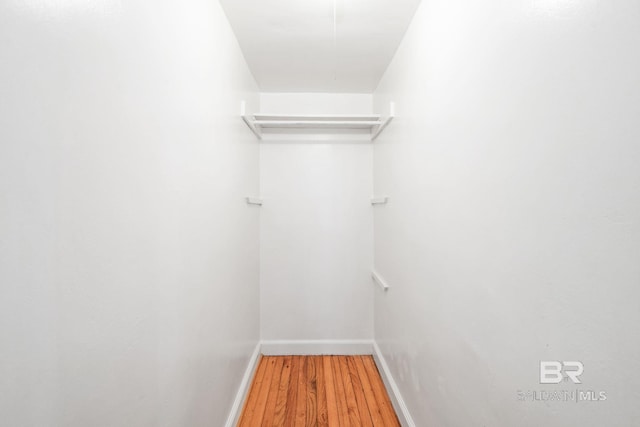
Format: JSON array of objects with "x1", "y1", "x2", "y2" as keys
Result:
[{"x1": 0, "y1": 1, "x2": 259, "y2": 426}]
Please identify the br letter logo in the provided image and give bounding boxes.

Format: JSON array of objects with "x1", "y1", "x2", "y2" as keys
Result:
[{"x1": 540, "y1": 361, "x2": 584, "y2": 384}]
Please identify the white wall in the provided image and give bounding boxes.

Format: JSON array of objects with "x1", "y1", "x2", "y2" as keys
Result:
[
  {"x1": 259, "y1": 93, "x2": 374, "y2": 342},
  {"x1": 374, "y1": 1, "x2": 640, "y2": 426},
  {"x1": 0, "y1": 1, "x2": 260, "y2": 426}
]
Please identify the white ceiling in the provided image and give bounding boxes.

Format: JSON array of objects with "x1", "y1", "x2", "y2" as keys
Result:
[{"x1": 219, "y1": 0, "x2": 422, "y2": 93}]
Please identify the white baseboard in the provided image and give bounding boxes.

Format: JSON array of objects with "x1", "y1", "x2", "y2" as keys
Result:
[
  {"x1": 261, "y1": 339, "x2": 374, "y2": 356},
  {"x1": 372, "y1": 341, "x2": 416, "y2": 427},
  {"x1": 224, "y1": 342, "x2": 262, "y2": 427}
]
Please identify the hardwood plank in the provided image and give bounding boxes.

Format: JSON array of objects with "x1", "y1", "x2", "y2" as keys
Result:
[
  {"x1": 322, "y1": 356, "x2": 341, "y2": 427},
  {"x1": 305, "y1": 355, "x2": 317, "y2": 427},
  {"x1": 346, "y1": 356, "x2": 373, "y2": 427},
  {"x1": 284, "y1": 356, "x2": 301, "y2": 426},
  {"x1": 362, "y1": 356, "x2": 400, "y2": 427},
  {"x1": 294, "y1": 356, "x2": 308, "y2": 426},
  {"x1": 271, "y1": 356, "x2": 293, "y2": 427},
  {"x1": 338, "y1": 356, "x2": 362, "y2": 426},
  {"x1": 238, "y1": 356, "x2": 267, "y2": 426},
  {"x1": 354, "y1": 356, "x2": 385, "y2": 427},
  {"x1": 316, "y1": 356, "x2": 329, "y2": 427},
  {"x1": 331, "y1": 356, "x2": 350, "y2": 426},
  {"x1": 261, "y1": 357, "x2": 285, "y2": 426},
  {"x1": 246, "y1": 356, "x2": 278, "y2": 426},
  {"x1": 240, "y1": 355, "x2": 400, "y2": 427}
]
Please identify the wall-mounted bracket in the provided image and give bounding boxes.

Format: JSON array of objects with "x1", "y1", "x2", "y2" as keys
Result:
[
  {"x1": 371, "y1": 102, "x2": 395, "y2": 141},
  {"x1": 372, "y1": 270, "x2": 390, "y2": 291},
  {"x1": 245, "y1": 197, "x2": 263, "y2": 206},
  {"x1": 371, "y1": 196, "x2": 389, "y2": 205},
  {"x1": 241, "y1": 101, "x2": 262, "y2": 140}
]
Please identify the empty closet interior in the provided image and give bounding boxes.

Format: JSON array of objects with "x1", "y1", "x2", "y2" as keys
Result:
[{"x1": 1, "y1": 0, "x2": 639, "y2": 426}]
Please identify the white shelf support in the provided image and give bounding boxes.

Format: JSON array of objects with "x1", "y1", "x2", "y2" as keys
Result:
[
  {"x1": 245, "y1": 197, "x2": 263, "y2": 206},
  {"x1": 241, "y1": 101, "x2": 262, "y2": 140},
  {"x1": 372, "y1": 270, "x2": 390, "y2": 291},
  {"x1": 372, "y1": 102, "x2": 395, "y2": 141},
  {"x1": 371, "y1": 196, "x2": 389, "y2": 205}
]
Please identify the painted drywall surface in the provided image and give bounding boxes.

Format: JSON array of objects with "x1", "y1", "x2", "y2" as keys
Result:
[
  {"x1": 219, "y1": 0, "x2": 421, "y2": 92},
  {"x1": 373, "y1": 1, "x2": 640, "y2": 426},
  {"x1": 0, "y1": 1, "x2": 259, "y2": 425},
  {"x1": 260, "y1": 92, "x2": 373, "y2": 115},
  {"x1": 259, "y1": 93, "x2": 374, "y2": 341}
]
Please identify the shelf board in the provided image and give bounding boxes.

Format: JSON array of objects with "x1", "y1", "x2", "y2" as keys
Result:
[
  {"x1": 240, "y1": 101, "x2": 395, "y2": 141},
  {"x1": 253, "y1": 120, "x2": 383, "y2": 129},
  {"x1": 253, "y1": 114, "x2": 381, "y2": 122}
]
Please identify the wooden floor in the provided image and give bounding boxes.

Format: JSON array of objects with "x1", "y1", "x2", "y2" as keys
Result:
[{"x1": 238, "y1": 355, "x2": 400, "y2": 427}]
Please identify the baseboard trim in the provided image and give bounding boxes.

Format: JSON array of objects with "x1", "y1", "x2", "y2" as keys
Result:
[
  {"x1": 261, "y1": 339, "x2": 374, "y2": 355},
  {"x1": 372, "y1": 341, "x2": 416, "y2": 427},
  {"x1": 224, "y1": 342, "x2": 262, "y2": 427}
]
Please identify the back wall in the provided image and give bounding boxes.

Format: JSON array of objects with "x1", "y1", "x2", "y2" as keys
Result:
[{"x1": 259, "y1": 93, "x2": 374, "y2": 342}]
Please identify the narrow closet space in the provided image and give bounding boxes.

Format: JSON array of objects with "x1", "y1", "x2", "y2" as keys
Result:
[
  {"x1": 235, "y1": 92, "x2": 397, "y2": 425},
  {"x1": 2, "y1": 0, "x2": 639, "y2": 426}
]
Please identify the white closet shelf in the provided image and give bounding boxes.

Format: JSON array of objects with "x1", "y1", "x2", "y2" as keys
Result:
[
  {"x1": 254, "y1": 119, "x2": 382, "y2": 129},
  {"x1": 254, "y1": 113, "x2": 380, "y2": 121},
  {"x1": 240, "y1": 101, "x2": 395, "y2": 141}
]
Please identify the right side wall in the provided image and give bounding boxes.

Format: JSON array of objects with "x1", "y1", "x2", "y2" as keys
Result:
[{"x1": 373, "y1": 1, "x2": 640, "y2": 425}]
